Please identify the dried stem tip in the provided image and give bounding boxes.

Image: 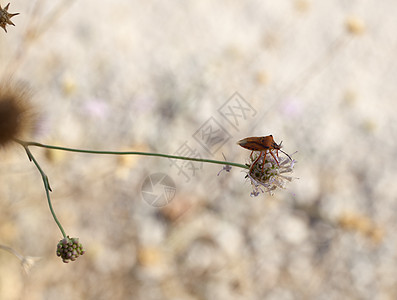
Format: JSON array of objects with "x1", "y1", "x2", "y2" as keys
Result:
[
  {"x1": 0, "y1": 82, "x2": 36, "y2": 147},
  {"x1": 0, "y1": 3, "x2": 19, "y2": 33}
]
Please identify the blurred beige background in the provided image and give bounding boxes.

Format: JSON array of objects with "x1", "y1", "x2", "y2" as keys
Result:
[{"x1": 1, "y1": 0, "x2": 397, "y2": 299}]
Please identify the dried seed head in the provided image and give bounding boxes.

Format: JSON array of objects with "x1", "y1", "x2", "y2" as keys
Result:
[
  {"x1": 0, "y1": 81, "x2": 38, "y2": 147},
  {"x1": 0, "y1": 3, "x2": 19, "y2": 33}
]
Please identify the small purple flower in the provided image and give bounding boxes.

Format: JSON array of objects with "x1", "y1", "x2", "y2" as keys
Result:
[{"x1": 217, "y1": 153, "x2": 232, "y2": 176}]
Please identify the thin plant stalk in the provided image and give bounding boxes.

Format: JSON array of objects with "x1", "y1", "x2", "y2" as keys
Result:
[
  {"x1": 15, "y1": 139, "x2": 249, "y2": 169},
  {"x1": 19, "y1": 142, "x2": 66, "y2": 238},
  {"x1": 14, "y1": 138, "x2": 248, "y2": 238}
]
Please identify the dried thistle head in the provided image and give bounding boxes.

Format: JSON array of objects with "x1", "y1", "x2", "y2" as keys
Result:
[
  {"x1": 0, "y1": 81, "x2": 38, "y2": 148},
  {"x1": 0, "y1": 2, "x2": 19, "y2": 33}
]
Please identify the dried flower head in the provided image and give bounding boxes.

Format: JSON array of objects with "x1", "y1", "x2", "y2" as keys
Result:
[
  {"x1": 0, "y1": 3, "x2": 19, "y2": 33},
  {"x1": 246, "y1": 150, "x2": 296, "y2": 196},
  {"x1": 0, "y1": 82, "x2": 37, "y2": 147}
]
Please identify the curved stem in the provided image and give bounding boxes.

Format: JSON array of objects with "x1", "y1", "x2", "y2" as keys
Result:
[
  {"x1": 15, "y1": 139, "x2": 249, "y2": 170},
  {"x1": 18, "y1": 142, "x2": 66, "y2": 238},
  {"x1": 14, "y1": 138, "x2": 248, "y2": 239}
]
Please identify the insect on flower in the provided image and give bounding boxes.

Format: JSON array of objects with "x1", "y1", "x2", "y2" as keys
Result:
[
  {"x1": 237, "y1": 135, "x2": 291, "y2": 171},
  {"x1": 238, "y1": 135, "x2": 296, "y2": 196}
]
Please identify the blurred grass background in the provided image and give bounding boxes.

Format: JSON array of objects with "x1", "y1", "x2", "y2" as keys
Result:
[{"x1": 1, "y1": 0, "x2": 397, "y2": 299}]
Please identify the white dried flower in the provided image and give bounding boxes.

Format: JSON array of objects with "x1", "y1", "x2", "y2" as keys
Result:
[{"x1": 245, "y1": 151, "x2": 296, "y2": 196}]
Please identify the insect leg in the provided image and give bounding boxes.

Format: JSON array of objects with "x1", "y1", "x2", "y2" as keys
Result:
[
  {"x1": 269, "y1": 150, "x2": 280, "y2": 166},
  {"x1": 250, "y1": 151, "x2": 263, "y2": 173},
  {"x1": 261, "y1": 150, "x2": 268, "y2": 171}
]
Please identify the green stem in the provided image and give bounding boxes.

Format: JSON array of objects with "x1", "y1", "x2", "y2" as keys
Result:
[
  {"x1": 19, "y1": 143, "x2": 67, "y2": 238},
  {"x1": 15, "y1": 140, "x2": 249, "y2": 170},
  {"x1": 14, "y1": 138, "x2": 247, "y2": 238}
]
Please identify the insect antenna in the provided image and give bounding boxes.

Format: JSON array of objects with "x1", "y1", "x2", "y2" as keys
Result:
[
  {"x1": 279, "y1": 149, "x2": 292, "y2": 161},
  {"x1": 276, "y1": 140, "x2": 292, "y2": 161}
]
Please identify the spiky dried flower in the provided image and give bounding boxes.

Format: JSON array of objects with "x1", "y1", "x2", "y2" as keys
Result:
[
  {"x1": 246, "y1": 151, "x2": 296, "y2": 196},
  {"x1": 0, "y1": 3, "x2": 19, "y2": 33},
  {"x1": 0, "y1": 82, "x2": 37, "y2": 148}
]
